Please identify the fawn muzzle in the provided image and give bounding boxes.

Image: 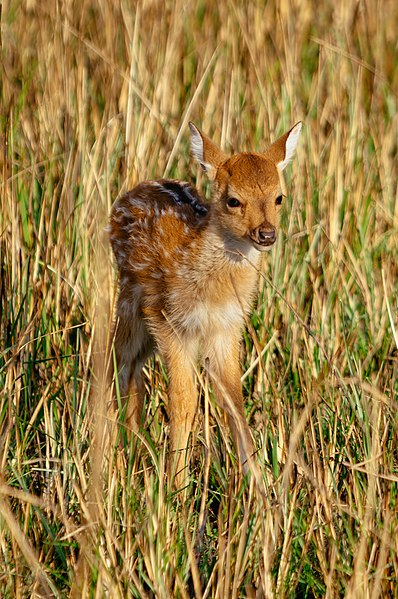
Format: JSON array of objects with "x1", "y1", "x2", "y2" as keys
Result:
[{"x1": 249, "y1": 224, "x2": 276, "y2": 248}]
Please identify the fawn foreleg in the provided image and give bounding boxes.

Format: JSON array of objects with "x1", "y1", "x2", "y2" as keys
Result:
[
  {"x1": 208, "y1": 336, "x2": 255, "y2": 475},
  {"x1": 159, "y1": 331, "x2": 198, "y2": 488}
]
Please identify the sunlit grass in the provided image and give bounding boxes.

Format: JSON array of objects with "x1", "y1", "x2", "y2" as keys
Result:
[{"x1": 1, "y1": 0, "x2": 397, "y2": 597}]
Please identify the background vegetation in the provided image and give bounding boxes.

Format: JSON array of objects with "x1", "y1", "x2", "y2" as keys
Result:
[{"x1": 1, "y1": 0, "x2": 397, "y2": 596}]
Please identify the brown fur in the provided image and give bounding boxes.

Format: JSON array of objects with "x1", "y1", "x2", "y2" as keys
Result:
[{"x1": 109, "y1": 122, "x2": 301, "y2": 487}]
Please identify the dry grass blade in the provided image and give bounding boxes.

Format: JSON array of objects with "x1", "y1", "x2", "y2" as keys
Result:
[
  {"x1": 0, "y1": 496, "x2": 56, "y2": 598},
  {"x1": 1, "y1": 0, "x2": 397, "y2": 596}
]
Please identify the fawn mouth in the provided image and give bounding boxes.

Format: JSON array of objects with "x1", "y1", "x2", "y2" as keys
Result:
[
  {"x1": 248, "y1": 227, "x2": 277, "y2": 251},
  {"x1": 248, "y1": 236, "x2": 276, "y2": 251}
]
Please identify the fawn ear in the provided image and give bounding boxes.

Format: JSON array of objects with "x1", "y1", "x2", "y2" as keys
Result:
[
  {"x1": 265, "y1": 122, "x2": 302, "y2": 171},
  {"x1": 189, "y1": 122, "x2": 228, "y2": 179}
]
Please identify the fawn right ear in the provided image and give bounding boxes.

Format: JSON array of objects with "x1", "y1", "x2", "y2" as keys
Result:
[{"x1": 189, "y1": 122, "x2": 228, "y2": 180}]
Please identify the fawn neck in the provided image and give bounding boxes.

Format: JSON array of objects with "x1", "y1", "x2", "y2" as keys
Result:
[{"x1": 200, "y1": 215, "x2": 261, "y2": 269}]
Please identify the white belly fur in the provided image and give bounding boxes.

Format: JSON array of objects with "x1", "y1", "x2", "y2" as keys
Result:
[{"x1": 177, "y1": 298, "x2": 244, "y2": 336}]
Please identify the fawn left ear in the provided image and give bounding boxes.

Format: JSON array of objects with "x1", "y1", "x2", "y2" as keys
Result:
[
  {"x1": 265, "y1": 122, "x2": 302, "y2": 171},
  {"x1": 189, "y1": 122, "x2": 228, "y2": 180}
]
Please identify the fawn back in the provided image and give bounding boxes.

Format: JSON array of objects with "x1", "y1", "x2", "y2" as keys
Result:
[{"x1": 109, "y1": 121, "x2": 301, "y2": 487}]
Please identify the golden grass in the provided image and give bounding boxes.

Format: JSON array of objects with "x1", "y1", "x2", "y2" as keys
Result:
[{"x1": 1, "y1": 0, "x2": 398, "y2": 597}]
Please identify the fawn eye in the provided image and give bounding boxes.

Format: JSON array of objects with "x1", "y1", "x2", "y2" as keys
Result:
[
  {"x1": 227, "y1": 198, "x2": 241, "y2": 208},
  {"x1": 276, "y1": 195, "x2": 283, "y2": 205}
]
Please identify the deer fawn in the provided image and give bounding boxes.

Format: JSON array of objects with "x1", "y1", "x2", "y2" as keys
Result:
[{"x1": 109, "y1": 121, "x2": 301, "y2": 487}]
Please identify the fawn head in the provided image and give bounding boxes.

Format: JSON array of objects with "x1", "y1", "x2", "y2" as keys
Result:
[{"x1": 189, "y1": 122, "x2": 301, "y2": 253}]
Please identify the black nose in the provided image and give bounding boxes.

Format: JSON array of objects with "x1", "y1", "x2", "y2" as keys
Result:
[
  {"x1": 249, "y1": 225, "x2": 276, "y2": 246},
  {"x1": 257, "y1": 228, "x2": 276, "y2": 244}
]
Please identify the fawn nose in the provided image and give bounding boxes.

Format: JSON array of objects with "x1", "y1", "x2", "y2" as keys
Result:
[{"x1": 250, "y1": 225, "x2": 276, "y2": 246}]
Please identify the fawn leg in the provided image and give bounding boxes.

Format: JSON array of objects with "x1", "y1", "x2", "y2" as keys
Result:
[
  {"x1": 112, "y1": 291, "x2": 154, "y2": 430},
  {"x1": 160, "y1": 334, "x2": 198, "y2": 488},
  {"x1": 207, "y1": 336, "x2": 255, "y2": 473},
  {"x1": 125, "y1": 341, "x2": 153, "y2": 429}
]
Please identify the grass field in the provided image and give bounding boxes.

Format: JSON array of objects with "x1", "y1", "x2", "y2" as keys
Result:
[{"x1": 1, "y1": 0, "x2": 398, "y2": 597}]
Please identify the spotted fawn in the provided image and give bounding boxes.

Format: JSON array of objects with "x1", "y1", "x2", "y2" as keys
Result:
[{"x1": 109, "y1": 121, "x2": 302, "y2": 486}]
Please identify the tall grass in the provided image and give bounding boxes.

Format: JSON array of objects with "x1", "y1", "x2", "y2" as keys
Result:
[{"x1": 1, "y1": 0, "x2": 397, "y2": 597}]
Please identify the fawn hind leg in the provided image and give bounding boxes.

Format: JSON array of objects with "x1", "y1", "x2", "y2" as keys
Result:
[{"x1": 112, "y1": 289, "x2": 154, "y2": 431}]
